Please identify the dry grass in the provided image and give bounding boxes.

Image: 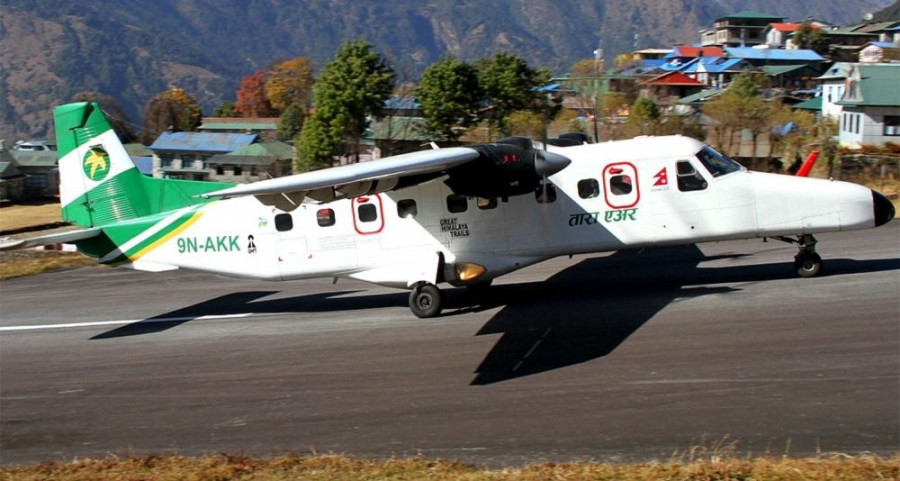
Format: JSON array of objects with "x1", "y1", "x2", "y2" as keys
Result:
[
  {"x1": 0, "y1": 202, "x2": 62, "y2": 232},
  {"x1": 0, "y1": 453, "x2": 897, "y2": 481},
  {"x1": 0, "y1": 249, "x2": 96, "y2": 280}
]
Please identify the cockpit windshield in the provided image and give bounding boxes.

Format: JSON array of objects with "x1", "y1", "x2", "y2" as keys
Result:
[{"x1": 696, "y1": 146, "x2": 743, "y2": 178}]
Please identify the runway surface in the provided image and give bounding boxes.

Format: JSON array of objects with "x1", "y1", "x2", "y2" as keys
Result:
[{"x1": 1, "y1": 223, "x2": 898, "y2": 466}]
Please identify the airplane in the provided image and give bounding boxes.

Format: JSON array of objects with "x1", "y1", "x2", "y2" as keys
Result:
[{"x1": 2, "y1": 102, "x2": 894, "y2": 318}]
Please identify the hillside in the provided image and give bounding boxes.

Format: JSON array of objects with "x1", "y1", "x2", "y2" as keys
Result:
[{"x1": 0, "y1": 0, "x2": 894, "y2": 140}]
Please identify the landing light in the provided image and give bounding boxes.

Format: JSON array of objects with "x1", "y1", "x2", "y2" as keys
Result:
[{"x1": 455, "y1": 262, "x2": 486, "y2": 282}]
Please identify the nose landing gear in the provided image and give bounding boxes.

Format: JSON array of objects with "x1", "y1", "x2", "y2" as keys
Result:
[{"x1": 772, "y1": 234, "x2": 822, "y2": 277}]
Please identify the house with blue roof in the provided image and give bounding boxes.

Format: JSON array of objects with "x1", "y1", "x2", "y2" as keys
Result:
[{"x1": 149, "y1": 132, "x2": 258, "y2": 180}]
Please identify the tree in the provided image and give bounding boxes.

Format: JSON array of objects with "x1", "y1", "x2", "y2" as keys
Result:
[
  {"x1": 416, "y1": 56, "x2": 482, "y2": 141},
  {"x1": 140, "y1": 87, "x2": 202, "y2": 144},
  {"x1": 265, "y1": 57, "x2": 314, "y2": 113},
  {"x1": 72, "y1": 92, "x2": 137, "y2": 143},
  {"x1": 299, "y1": 40, "x2": 395, "y2": 167},
  {"x1": 792, "y1": 22, "x2": 829, "y2": 55},
  {"x1": 702, "y1": 72, "x2": 774, "y2": 159},
  {"x1": 478, "y1": 52, "x2": 551, "y2": 135},
  {"x1": 277, "y1": 104, "x2": 305, "y2": 141},
  {"x1": 624, "y1": 97, "x2": 660, "y2": 137},
  {"x1": 235, "y1": 70, "x2": 275, "y2": 118},
  {"x1": 213, "y1": 102, "x2": 238, "y2": 117},
  {"x1": 296, "y1": 113, "x2": 339, "y2": 171}
]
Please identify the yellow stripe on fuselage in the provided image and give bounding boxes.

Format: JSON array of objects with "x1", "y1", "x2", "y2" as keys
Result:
[{"x1": 129, "y1": 210, "x2": 205, "y2": 262}]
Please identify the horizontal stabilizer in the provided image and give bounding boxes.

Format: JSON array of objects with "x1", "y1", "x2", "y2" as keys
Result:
[{"x1": 0, "y1": 227, "x2": 102, "y2": 251}]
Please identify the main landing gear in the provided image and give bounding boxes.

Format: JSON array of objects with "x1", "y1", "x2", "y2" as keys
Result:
[
  {"x1": 772, "y1": 234, "x2": 822, "y2": 278},
  {"x1": 409, "y1": 282, "x2": 442, "y2": 318}
]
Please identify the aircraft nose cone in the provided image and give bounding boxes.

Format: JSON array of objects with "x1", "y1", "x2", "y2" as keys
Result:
[
  {"x1": 872, "y1": 190, "x2": 895, "y2": 227},
  {"x1": 535, "y1": 150, "x2": 571, "y2": 177}
]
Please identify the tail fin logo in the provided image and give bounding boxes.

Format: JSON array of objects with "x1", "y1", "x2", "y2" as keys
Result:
[{"x1": 83, "y1": 147, "x2": 110, "y2": 181}]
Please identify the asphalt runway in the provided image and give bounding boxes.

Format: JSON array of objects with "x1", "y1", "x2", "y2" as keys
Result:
[{"x1": 1, "y1": 223, "x2": 898, "y2": 466}]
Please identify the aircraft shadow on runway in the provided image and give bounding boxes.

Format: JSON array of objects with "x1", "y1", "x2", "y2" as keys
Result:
[{"x1": 91, "y1": 246, "x2": 899, "y2": 384}]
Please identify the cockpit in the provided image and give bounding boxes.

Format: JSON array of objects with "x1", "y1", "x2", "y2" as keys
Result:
[{"x1": 695, "y1": 146, "x2": 743, "y2": 178}]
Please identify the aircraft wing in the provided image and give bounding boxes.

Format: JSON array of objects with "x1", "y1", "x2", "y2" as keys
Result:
[
  {"x1": 202, "y1": 146, "x2": 481, "y2": 211},
  {"x1": 0, "y1": 227, "x2": 102, "y2": 251}
]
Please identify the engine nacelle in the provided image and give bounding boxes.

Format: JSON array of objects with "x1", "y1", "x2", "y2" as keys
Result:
[{"x1": 444, "y1": 137, "x2": 571, "y2": 198}]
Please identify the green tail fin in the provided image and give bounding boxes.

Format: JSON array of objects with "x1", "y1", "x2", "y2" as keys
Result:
[{"x1": 53, "y1": 102, "x2": 233, "y2": 227}]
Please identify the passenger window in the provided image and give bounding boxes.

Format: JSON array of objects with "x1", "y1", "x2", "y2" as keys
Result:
[
  {"x1": 447, "y1": 195, "x2": 468, "y2": 213},
  {"x1": 357, "y1": 203, "x2": 378, "y2": 222},
  {"x1": 477, "y1": 197, "x2": 497, "y2": 210},
  {"x1": 578, "y1": 178, "x2": 599, "y2": 199},
  {"x1": 397, "y1": 199, "x2": 417, "y2": 218},
  {"x1": 676, "y1": 161, "x2": 708, "y2": 192},
  {"x1": 535, "y1": 181, "x2": 557, "y2": 203},
  {"x1": 609, "y1": 175, "x2": 633, "y2": 195},
  {"x1": 317, "y1": 208, "x2": 336, "y2": 227},
  {"x1": 275, "y1": 213, "x2": 293, "y2": 232}
]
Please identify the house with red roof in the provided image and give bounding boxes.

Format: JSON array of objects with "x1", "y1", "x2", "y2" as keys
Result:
[{"x1": 639, "y1": 71, "x2": 706, "y2": 107}]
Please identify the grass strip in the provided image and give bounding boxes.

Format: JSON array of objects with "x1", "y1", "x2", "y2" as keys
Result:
[{"x1": 1, "y1": 453, "x2": 897, "y2": 481}]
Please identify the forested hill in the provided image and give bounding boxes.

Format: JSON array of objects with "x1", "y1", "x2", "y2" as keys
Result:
[{"x1": 1, "y1": 0, "x2": 894, "y2": 140}]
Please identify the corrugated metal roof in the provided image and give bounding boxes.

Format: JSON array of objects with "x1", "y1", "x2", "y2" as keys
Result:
[
  {"x1": 792, "y1": 96, "x2": 822, "y2": 110},
  {"x1": 150, "y1": 132, "x2": 257, "y2": 153},
  {"x1": 719, "y1": 10, "x2": 783, "y2": 20},
  {"x1": 226, "y1": 141, "x2": 293, "y2": 159},
  {"x1": 10, "y1": 150, "x2": 57, "y2": 167},
  {"x1": 677, "y1": 88, "x2": 723, "y2": 104},
  {"x1": 124, "y1": 143, "x2": 153, "y2": 156},
  {"x1": 836, "y1": 64, "x2": 900, "y2": 107},
  {"x1": 642, "y1": 71, "x2": 705, "y2": 86},
  {"x1": 760, "y1": 64, "x2": 812, "y2": 76},
  {"x1": 725, "y1": 47, "x2": 823, "y2": 61}
]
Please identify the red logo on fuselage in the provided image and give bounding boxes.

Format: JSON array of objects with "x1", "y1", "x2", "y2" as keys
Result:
[{"x1": 653, "y1": 167, "x2": 668, "y2": 186}]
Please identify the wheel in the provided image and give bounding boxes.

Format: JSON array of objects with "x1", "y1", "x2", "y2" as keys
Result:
[
  {"x1": 795, "y1": 252, "x2": 823, "y2": 278},
  {"x1": 409, "y1": 283, "x2": 442, "y2": 318}
]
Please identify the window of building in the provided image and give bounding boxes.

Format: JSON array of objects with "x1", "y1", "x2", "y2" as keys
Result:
[
  {"x1": 477, "y1": 197, "x2": 498, "y2": 210},
  {"x1": 234, "y1": 166, "x2": 243, "y2": 175},
  {"x1": 535, "y1": 180, "x2": 557, "y2": 203},
  {"x1": 676, "y1": 160, "x2": 707, "y2": 192},
  {"x1": 577, "y1": 178, "x2": 599, "y2": 199},
  {"x1": 181, "y1": 154, "x2": 195, "y2": 169},
  {"x1": 397, "y1": 199, "x2": 417, "y2": 218},
  {"x1": 250, "y1": 165, "x2": 259, "y2": 176},
  {"x1": 317, "y1": 208, "x2": 336, "y2": 227},
  {"x1": 275, "y1": 213, "x2": 293, "y2": 232},
  {"x1": 884, "y1": 116, "x2": 900, "y2": 136},
  {"x1": 357, "y1": 203, "x2": 378, "y2": 222},
  {"x1": 159, "y1": 154, "x2": 174, "y2": 168},
  {"x1": 216, "y1": 165, "x2": 224, "y2": 175},
  {"x1": 24, "y1": 173, "x2": 48, "y2": 189},
  {"x1": 447, "y1": 195, "x2": 468, "y2": 213}
]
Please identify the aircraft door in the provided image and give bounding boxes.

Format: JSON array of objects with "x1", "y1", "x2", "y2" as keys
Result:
[
  {"x1": 603, "y1": 162, "x2": 640, "y2": 209},
  {"x1": 273, "y1": 210, "x2": 309, "y2": 279},
  {"x1": 352, "y1": 195, "x2": 385, "y2": 235}
]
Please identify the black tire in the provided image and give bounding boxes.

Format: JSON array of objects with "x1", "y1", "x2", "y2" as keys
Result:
[
  {"x1": 795, "y1": 252, "x2": 823, "y2": 278},
  {"x1": 409, "y1": 283, "x2": 442, "y2": 318}
]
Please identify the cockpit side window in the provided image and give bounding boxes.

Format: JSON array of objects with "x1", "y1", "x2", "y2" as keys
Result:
[
  {"x1": 696, "y1": 146, "x2": 742, "y2": 177},
  {"x1": 676, "y1": 160, "x2": 708, "y2": 192}
]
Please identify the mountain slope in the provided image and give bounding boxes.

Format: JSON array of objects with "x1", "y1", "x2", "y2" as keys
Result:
[{"x1": 0, "y1": 0, "x2": 893, "y2": 140}]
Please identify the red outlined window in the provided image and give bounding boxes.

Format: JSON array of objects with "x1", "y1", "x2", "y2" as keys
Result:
[
  {"x1": 352, "y1": 194, "x2": 384, "y2": 235},
  {"x1": 603, "y1": 162, "x2": 640, "y2": 209}
]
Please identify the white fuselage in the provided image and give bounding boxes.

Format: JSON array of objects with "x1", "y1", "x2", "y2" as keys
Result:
[{"x1": 132, "y1": 136, "x2": 878, "y2": 289}]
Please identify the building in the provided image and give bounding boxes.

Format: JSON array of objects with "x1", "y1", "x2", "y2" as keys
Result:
[
  {"x1": 9, "y1": 148, "x2": 59, "y2": 197},
  {"x1": 0, "y1": 147, "x2": 25, "y2": 203},
  {"x1": 149, "y1": 131, "x2": 258, "y2": 180},
  {"x1": 835, "y1": 63, "x2": 900, "y2": 147},
  {"x1": 205, "y1": 141, "x2": 294, "y2": 183},
  {"x1": 199, "y1": 117, "x2": 280, "y2": 141},
  {"x1": 701, "y1": 11, "x2": 785, "y2": 47}
]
